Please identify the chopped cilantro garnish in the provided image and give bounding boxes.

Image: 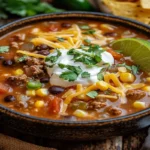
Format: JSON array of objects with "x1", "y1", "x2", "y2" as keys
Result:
[
  {"x1": 97, "y1": 72, "x2": 104, "y2": 81},
  {"x1": 84, "y1": 39, "x2": 91, "y2": 44},
  {"x1": 58, "y1": 64, "x2": 82, "y2": 75},
  {"x1": 59, "y1": 71, "x2": 77, "y2": 81},
  {"x1": 0, "y1": 46, "x2": 9, "y2": 53},
  {"x1": 94, "y1": 55, "x2": 102, "y2": 63},
  {"x1": 17, "y1": 55, "x2": 28, "y2": 62},
  {"x1": 81, "y1": 72, "x2": 90, "y2": 78},
  {"x1": 82, "y1": 29, "x2": 96, "y2": 34},
  {"x1": 57, "y1": 37, "x2": 65, "y2": 42},
  {"x1": 79, "y1": 25, "x2": 90, "y2": 30},
  {"x1": 131, "y1": 65, "x2": 139, "y2": 75},
  {"x1": 117, "y1": 63, "x2": 139, "y2": 75},
  {"x1": 67, "y1": 44, "x2": 104, "y2": 66},
  {"x1": 86, "y1": 91, "x2": 98, "y2": 99},
  {"x1": 45, "y1": 50, "x2": 61, "y2": 63}
]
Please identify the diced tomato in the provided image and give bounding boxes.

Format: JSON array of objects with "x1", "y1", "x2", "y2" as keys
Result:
[
  {"x1": 48, "y1": 96, "x2": 61, "y2": 114},
  {"x1": 107, "y1": 49, "x2": 123, "y2": 60},
  {"x1": 0, "y1": 83, "x2": 9, "y2": 94}
]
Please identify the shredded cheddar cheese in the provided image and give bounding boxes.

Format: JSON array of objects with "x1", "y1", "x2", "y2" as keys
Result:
[
  {"x1": 17, "y1": 50, "x2": 46, "y2": 59},
  {"x1": 97, "y1": 94, "x2": 118, "y2": 100},
  {"x1": 31, "y1": 38, "x2": 65, "y2": 49}
]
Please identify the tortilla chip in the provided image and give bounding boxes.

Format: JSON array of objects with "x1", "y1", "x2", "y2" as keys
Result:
[
  {"x1": 102, "y1": 0, "x2": 150, "y2": 25},
  {"x1": 140, "y1": 0, "x2": 150, "y2": 9}
]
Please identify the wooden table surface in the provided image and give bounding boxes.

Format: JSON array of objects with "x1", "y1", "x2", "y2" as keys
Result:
[{"x1": 0, "y1": 18, "x2": 149, "y2": 150}]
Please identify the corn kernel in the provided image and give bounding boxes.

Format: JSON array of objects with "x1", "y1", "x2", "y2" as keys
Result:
[
  {"x1": 133, "y1": 101, "x2": 146, "y2": 109},
  {"x1": 118, "y1": 67, "x2": 127, "y2": 73},
  {"x1": 26, "y1": 90, "x2": 36, "y2": 96},
  {"x1": 96, "y1": 81, "x2": 108, "y2": 91},
  {"x1": 36, "y1": 88, "x2": 48, "y2": 97},
  {"x1": 14, "y1": 69, "x2": 24, "y2": 75},
  {"x1": 73, "y1": 109, "x2": 88, "y2": 118},
  {"x1": 120, "y1": 73, "x2": 135, "y2": 83},
  {"x1": 34, "y1": 100, "x2": 44, "y2": 108},
  {"x1": 142, "y1": 86, "x2": 150, "y2": 92},
  {"x1": 146, "y1": 77, "x2": 150, "y2": 83}
]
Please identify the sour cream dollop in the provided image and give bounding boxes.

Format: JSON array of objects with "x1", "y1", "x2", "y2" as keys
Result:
[{"x1": 46, "y1": 49, "x2": 114, "y2": 87}]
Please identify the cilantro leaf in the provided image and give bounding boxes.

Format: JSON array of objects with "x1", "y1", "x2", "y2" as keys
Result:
[
  {"x1": 84, "y1": 39, "x2": 91, "y2": 44},
  {"x1": 45, "y1": 50, "x2": 61, "y2": 63},
  {"x1": 60, "y1": 71, "x2": 77, "y2": 81},
  {"x1": 81, "y1": 72, "x2": 90, "y2": 78},
  {"x1": 79, "y1": 25, "x2": 90, "y2": 30},
  {"x1": 83, "y1": 30, "x2": 96, "y2": 34},
  {"x1": 0, "y1": 46, "x2": 9, "y2": 53},
  {"x1": 67, "y1": 46, "x2": 103, "y2": 66},
  {"x1": 94, "y1": 55, "x2": 102, "y2": 63},
  {"x1": 58, "y1": 64, "x2": 82, "y2": 75},
  {"x1": 131, "y1": 65, "x2": 139, "y2": 75},
  {"x1": 67, "y1": 66, "x2": 82, "y2": 75},
  {"x1": 57, "y1": 37, "x2": 65, "y2": 42},
  {"x1": 86, "y1": 91, "x2": 98, "y2": 99},
  {"x1": 97, "y1": 72, "x2": 104, "y2": 80},
  {"x1": 117, "y1": 63, "x2": 139, "y2": 75},
  {"x1": 17, "y1": 55, "x2": 28, "y2": 62}
]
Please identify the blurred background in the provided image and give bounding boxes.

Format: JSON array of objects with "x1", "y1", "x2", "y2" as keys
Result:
[
  {"x1": 0, "y1": 0, "x2": 150, "y2": 25},
  {"x1": 0, "y1": 0, "x2": 98, "y2": 19}
]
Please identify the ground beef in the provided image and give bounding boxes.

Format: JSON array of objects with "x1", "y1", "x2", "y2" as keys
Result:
[
  {"x1": 26, "y1": 57, "x2": 44, "y2": 66},
  {"x1": 23, "y1": 65, "x2": 44, "y2": 77},
  {"x1": 126, "y1": 89, "x2": 146, "y2": 100},
  {"x1": 88, "y1": 101, "x2": 106, "y2": 110},
  {"x1": 108, "y1": 107, "x2": 122, "y2": 116},
  {"x1": 9, "y1": 34, "x2": 26, "y2": 42},
  {"x1": 23, "y1": 57, "x2": 45, "y2": 77},
  {"x1": 7, "y1": 74, "x2": 27, "y2": 86},
  {"x1": 10, "y1": 42, "x2": 19, "y2": 49}
]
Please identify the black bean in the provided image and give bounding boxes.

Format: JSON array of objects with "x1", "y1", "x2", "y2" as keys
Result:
[
  {"x1": 61, "y1": 23, "x2": 72, "y2": 28},
  {"x1": 103, "y1": 32, "x2": 117, "y2": 37},
  {"x1": 49, "y1": 86, "x2": 65, "y2": 94},
  {"x1": 0, "y1": 56, "x2": 4, "y2": 60},
  {"x1": 40, "y1": 77, "x2": 49, "y2": 83},
  {"x1": 35, "y1": 44, "x2": 50, "y2": 51},
  {"x1": 4, "y1": 95, "x2": 16, "y2": 102},
  {"x1": 37, "y1": 50, "x2": 50, "y2": 56},
  {"x1": 3, "y1": 60, "x2": 14, "y2": 66}
]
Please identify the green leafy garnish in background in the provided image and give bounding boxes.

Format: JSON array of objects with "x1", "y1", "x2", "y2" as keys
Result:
[{"x1": 0, "y1": 0, "x2": 64, "y2": 19}]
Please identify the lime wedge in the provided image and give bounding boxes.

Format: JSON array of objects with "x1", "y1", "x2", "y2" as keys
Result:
[{"x1": 112, "y1": 38, "x2": 150, "y2": 72}]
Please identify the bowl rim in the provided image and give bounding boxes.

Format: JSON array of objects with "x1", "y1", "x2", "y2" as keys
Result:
[{"x1": 0, "y1": 11, "x2": 150, "y2": 126}]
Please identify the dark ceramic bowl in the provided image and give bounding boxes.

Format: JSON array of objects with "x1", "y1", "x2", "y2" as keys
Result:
[{"x1": 0, "y1": 12, "x2": 150, "y2": 140}]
